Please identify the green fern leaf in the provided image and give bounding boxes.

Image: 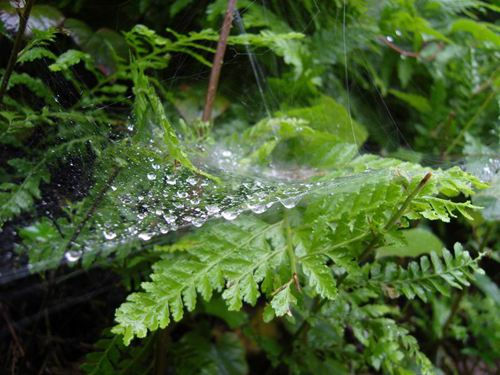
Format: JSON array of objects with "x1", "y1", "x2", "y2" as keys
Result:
[
  {"x1": 301, "y1": 256, "x2": 337, "y2": 299},
  {"x1": 271, "y1": 283, "x2": 296, "y2": 317},
  {"x1": 17, "y1": 46, "x2": 56, "y2": 64},
  {"x1": 80, "y1": 329, "x2": 154, "y2": 375},
  {"x1": 113, "y1": 216, "x2": 288, "y2": 344},
  {"x1": 370, "y1": 243, "x2": 484, "y2": 301}
]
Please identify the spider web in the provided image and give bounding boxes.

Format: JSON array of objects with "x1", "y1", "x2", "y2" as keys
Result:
[{"x1": 0, "y1": 1, "x2": 497, "y2": 295}]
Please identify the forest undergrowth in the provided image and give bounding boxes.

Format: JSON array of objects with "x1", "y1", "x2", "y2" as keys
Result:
[{"x1": 0, "y1": 0, "x2": 499, "y2": 374}]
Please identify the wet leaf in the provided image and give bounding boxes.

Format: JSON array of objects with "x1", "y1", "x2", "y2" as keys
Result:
[{"x1": 0, "y1": 3, "x2": 64, "y2": 36}]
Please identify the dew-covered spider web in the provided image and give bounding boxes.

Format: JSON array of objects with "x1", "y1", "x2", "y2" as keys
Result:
[{"x1": 0, "y1": 0, "x2": 498, "y2": 306}]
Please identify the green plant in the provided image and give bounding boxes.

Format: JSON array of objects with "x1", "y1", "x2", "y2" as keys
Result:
[{"x1": 0, "y1": 0, "x2": 498, "y2": 373}]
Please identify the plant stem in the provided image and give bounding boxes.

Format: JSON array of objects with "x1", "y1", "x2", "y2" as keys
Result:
[
  {"x1": 201, "y1": 0, "x2": 237, "y2": 123},
  {"x1": 385, "y1": 172, "x2": 432, "y2": 231},
  {"x1": 154, "y1": 328, "x2": 170, "y2": 375},
  {"x1": 444, "y1": 90, "x2": 496, "y2": 156},
  {"x1": 0, "y1": 0, "x2": 35, "y2": 106},
  {"x1": 441, "y1": 289, "x2": 465, "y2": 338}
]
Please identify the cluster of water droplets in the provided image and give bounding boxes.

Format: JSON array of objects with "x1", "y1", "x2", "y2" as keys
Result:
[{"x1": 54, "y1": 143, "x2": 339, "y2": 266}]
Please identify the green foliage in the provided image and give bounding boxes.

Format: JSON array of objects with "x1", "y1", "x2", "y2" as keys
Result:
[
  {"x1": 0, "y1": 0, "x2": 498, "y2": 373},
  {"x1": 80, "y1": 329, "x2": 154, "y2": 374},
  {"x1": 369, "y1": 243, "x2": 484, "y2": 301},
  {"x1": 171, "y1": 328, "x2": 248, "y2": 374}
]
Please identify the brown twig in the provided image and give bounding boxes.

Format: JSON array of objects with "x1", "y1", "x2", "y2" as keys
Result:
[
  {"x1": 379, "y1": 36, "x2": 420, "y2": 58},
  {"x1": 201, "y1": 0, "x2": 237, "y2": 123},
  {"x1": 0, "y1": 0, "x2": 36, "y2": 106},
  {"x1": 378, "y1": 36, "x2": 444, "y2": 62},
  {"x1": 0, "y1": 303, "x2": 25, "y2": 357}
]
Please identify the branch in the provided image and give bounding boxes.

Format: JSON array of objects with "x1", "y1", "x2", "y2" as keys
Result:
[
  {"x1": 201, "y1": 0, "x2": 237, "y2": 123},
  {"x1": 0, "y1": 0, "x2": 36, "y2": 106}
]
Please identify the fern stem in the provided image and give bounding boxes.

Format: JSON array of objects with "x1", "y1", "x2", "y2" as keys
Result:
[
  {"x1": 444, "y1": 90, "x2": 495, "y2": 156},
  {"x1": 356, "y1": 172, "x2": 432, "y2": 265},
  {"x1": 0, "y1": 0, "x2": 35, "y2": 106},
  {"x1": 201, "y1": 0, "x2": 237, "y2": 124},
  {"x1": 385, "y1": 172, "x2": 432, "y2": 231},
  {"x1": 154, "y1": 328, "x2": 170, "y2": 375}
]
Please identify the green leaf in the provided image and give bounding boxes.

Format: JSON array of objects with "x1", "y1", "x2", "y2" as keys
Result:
[
  {"x1": 284, "y1": 95, "x2": 368, "y2": 146},
  {"x1": 83, "y1": 28, "x2": 128, "y2": 75},
  {"x1": 271, "y1": 283, "x2": 296, "y2": 317},
  {"x1": 0, "y1": 4, "x2": 63, "y2": 36},
  {"x1": 451, "y1": 19, "x2": 500, "y2": 47},
  {"x1": 377, "y1": 228, "x2": 443, "y2": 258},
  {"x1": 370, "y1": 244, "x2": 484, "y2": 301},
  {"x1": 302, "y1": 256, "x2": 337, "y2": 299},
  {"x1": 64, "y1": 18, "x2": 93, "y2": 46},
  {"x1": 113, "y1": 216, "x2": 287, "y2": 344},
  {"x1": 389, "y1": 89, "x2": 432, "y2": 113},
  {"x1": 173, "y1": 331, "x2": 248, "y2": 375},
  {"x1": 80, "y1": 329, "x2": 154, "y2": 375},
  {"x1": 17, "y1": 47, "x2": 56, "y2": 64},
  {"x1": 49, "y1": 49, "x2": 93, "y2": 72}
]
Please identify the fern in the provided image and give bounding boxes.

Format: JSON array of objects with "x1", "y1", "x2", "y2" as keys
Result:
[
  {"x1": 0, "y1": 158, "x2": 50, "y2": 229},
  {"x1": 112, "y1": 158, "x2": 484, "y2": 344},
  {"x1": 369, "y1": 243, "x2": 484, "y2": 301},
  {"x1": 17, "y1": 46, "x2": 57, "y2": 64},
  {"x1": 80, "y1": 329, "x2": 154, "y2": 375},
  {"x1": 112, "y1": 216, "x2": 288, "y2": 344}
]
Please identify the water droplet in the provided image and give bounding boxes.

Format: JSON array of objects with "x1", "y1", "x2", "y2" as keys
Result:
[
  {"x1": 111, "y1": 185, "x2": 117, "y2": 191},
  {"x1": 192, "y1": 217, "x2": 205, "y2": 227},
  {"x1": 166, "y1": 176, "x2": 177, "y2": 185},
  {"x1": 386, "y1": 35, "x2": 394, "y2": 42},
  {"x1": 103, "y1": 231, "x2": 117, "y2": 240},
  {"x1": 248, "y1": 203, "x2": 266, "y2": 214},
  {"x1": 187, "y1": 177, "x2": 197, "y2": 186},
  {"x1": 138, "y1": 232, "x2": 152, "y2": 241},
  {"x1": 147, "y1": 173, "x2": 157, "y2": 181},
  {"x1": 206, "y1": 204, "x2": 220, "y2": 215},
  {"x1": 279, "y1": 195, "x2": 302, "y2": 209},
  {"x1": 222, "y1": 210, "x2": 239, "y2": 221},
  {"x1": 177, "y1": 191, "x2": 188, "y2": 199},
  {"x1": 127, "y1": 124, "x2": 134, "y2": 131},
  {"x1": 65, "y1": 250, "x2": 81, "y2": 263},
  {"x1": 222, "y1": 150, "x2": 232, "y2": 157},
  {"x1": 152, "y1": 163, "x2": 160, "y2": 170},
  {"x1": 163, "y1": 215, "x2": 176, "y2": 225},
  {"x1": 155, "y1": 209, "x2": 163, "y2": 216}
]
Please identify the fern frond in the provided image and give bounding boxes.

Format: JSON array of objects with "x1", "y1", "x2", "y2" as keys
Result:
[
  {"x1": 17, "y1": 47, "x2": 56, "y2": 64},
  {"x1": 369, "y1": 243, "x2": 484, "y2": 301},
  {"x1": 112, "y1": 216, "x2": 289, "y2": 344},
  {"x1": 80, "y1": 329, "x2": 154, "y2": 375},
  {"x1": 410, "y1": 196, "x2": 480, "y2": 222},
  {"x1": 6, "y1": 72, "x2": 53, "y2": 99},
  {"x1": 0, "y1": 159, "x2": 50, "y2": 228}
]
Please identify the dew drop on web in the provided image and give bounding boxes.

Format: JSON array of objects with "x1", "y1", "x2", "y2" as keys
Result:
[
  {"x1": 138, "y1": 232, "x2": 152, "y2": 241},
  {"x1": 65, "y1": 250, "x2": 82, "y2": 263},
  {"x1": 221, "y1": 209, "x2": 240, "y2": 221},
  {"x1": 103, "y1": 231, "x2": 117, "y2": 240}
]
